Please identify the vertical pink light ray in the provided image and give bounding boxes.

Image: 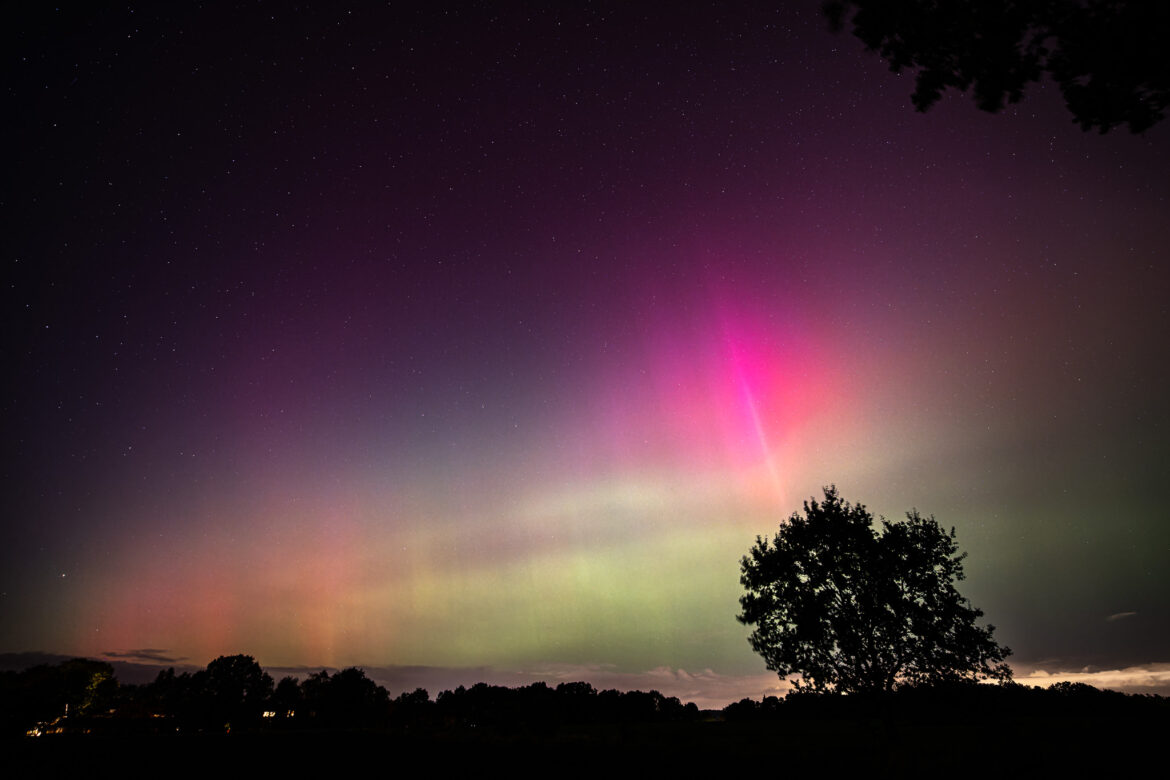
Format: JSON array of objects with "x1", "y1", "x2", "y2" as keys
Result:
[
  {"x1": 725, "y1": 331, "x2": 785, "y2": 501},
  {"x1": 568, "y1": 273, "x2": 844, "y2": 510}
]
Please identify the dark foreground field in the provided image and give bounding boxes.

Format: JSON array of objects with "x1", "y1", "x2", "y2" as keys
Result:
[{"x1": 6, "y1": 713, "x2": 1165, "y2": 778}]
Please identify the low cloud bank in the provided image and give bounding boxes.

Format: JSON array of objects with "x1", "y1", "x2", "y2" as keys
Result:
[
  {"x1": 102, "y1": 648, "x2": 184, "y2": 664},
  {"x1": 1012, "y1": 663, "x2": 1170, "y2": 696}
]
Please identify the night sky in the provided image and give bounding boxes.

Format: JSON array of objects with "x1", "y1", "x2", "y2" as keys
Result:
[{"x1": 4, "y1": 2, "x2": 1168, "y2": 707}]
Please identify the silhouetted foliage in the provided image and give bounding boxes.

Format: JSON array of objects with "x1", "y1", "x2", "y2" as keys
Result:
[
  {"x1": 5, "y1": 651, "x2": 1168, "y2": 768},
  {"x1": 722, "y1": 679, "x2": 1170, "y2": 728},
  {"x1": 299, "y1": 667, "x2": 390, "y2": 727},
  {"x1": 722, "y1": 695, "x2": 784, "y2": 721},
  {"x1": 739, "y1": 486, "x2": 1011, "y2": 694},
  {"x1": 391, "y1": 687, "x2": 433, "y2": 727},
  {"x1": 199, "y1": 654, "x2": 273, "y2": 731},
  {"x1": 269, "y1": 675, "x2": 303, "y2": 718},
  {"x1": 824, "y1": 0, "x2": 1170, "y2": 132},
  {"x1": 0, "y1": 658, "x2": 117, "y2": 735},
  {"x1": 394, "y1": 687, "x2": 431, "y2": 709},
  {"x1": 428, "y1": 680, "x2": 698, "y2": 732}
]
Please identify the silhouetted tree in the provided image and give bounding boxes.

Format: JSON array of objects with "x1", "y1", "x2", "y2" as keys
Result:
[
  {"x1": 299, "y1": 668, "x2": 390, "y2": 727},
  {"x1": 824, "y1": 0, "x2": 1170, "y2": 132},
  {"x1": 391, "y1": 687, "x2": 433, "y2": 727},
  {"x1": 143, "y1": 667, "x2": 196, "y2": 727},
  {"x1": 269, "y1": 675, "x2": 302, "y2": 718},
  {"x1": 0, "y1": 658, "x2": 117, "y2": 734},
  {"x1": 554, "y1": 681, "x2": 597, "y2": 723},
  {"x1": 200, "y1": 654, "x2": 273, "y2": 731},
  {"x1": 299, "y1": 669, "x2": 332, "y2": 712},
  {"x1": 722, "y1": 695, "x2": 783, "y2": 721},
  {"x1": 739, "y1": 486, "x2": 1011, "y2": 694},
  {"x1": 327, "y1": 667, "x2": 390, "y2": 725},
  {"x1": 395, "y1": 687, "x2": 431, "y2": 708}
]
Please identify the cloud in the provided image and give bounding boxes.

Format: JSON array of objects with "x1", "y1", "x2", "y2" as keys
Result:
[
  {"x1": 102, "y1": 648, "x2": 184, "y2": 663},
  {"x1": 1013, "y1": 662, "x2": 1170, "y2": 696},
  {"x1": 1105, "y1": 611, "x2": 1137, "y2": 622}
]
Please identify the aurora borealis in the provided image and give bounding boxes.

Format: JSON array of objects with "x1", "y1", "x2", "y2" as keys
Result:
[{"x1": 4, "y1": 2, "x2": 1168, "y2": 706}]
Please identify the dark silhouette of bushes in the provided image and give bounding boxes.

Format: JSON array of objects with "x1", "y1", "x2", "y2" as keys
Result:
[
  {"x1": 269, "y1": 675, "x2": 303, "y2": 719},
  {"x1": 201, "y1": 654, "x2": 274, "y2": 731},
  {"x1": 299, "y1": 667, "x2": 390, "y2": 728},
  {"x1": 720, "y1": 679, "x2": 1170, "y2": 724},
  {"x1": 6, "y1": 653, "x2": 1165, "y2": 744},
  {"x1": 0, "y1": 658, "x2": 117, "y2": 735},
  {"x1": 429, "y1": 680, "x2": 696, "y2": 732}
]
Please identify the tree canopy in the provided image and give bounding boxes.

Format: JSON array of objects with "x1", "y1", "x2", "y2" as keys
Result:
[
  {"x1": 824, "y1": 0, "x2": 1170, "y2": 133},
  {"x1": 738, "y1": 486, "x2": 1011, "y2": 694},
  {"x1": 201, "y1": 654, "x2": 274, "y2": 728}
]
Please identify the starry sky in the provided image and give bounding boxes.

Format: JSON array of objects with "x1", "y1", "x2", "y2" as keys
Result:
[{"x1": 4, "y1": 2, "x2": 1169, "y2": 706}]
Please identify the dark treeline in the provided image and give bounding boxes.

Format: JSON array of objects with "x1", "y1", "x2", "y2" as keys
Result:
[
  {"x1": 6, "y1": 658, "x2": 1168, "y2": 777},
  {"x1": 4, "y1": 654, "x2": 1167, "y2": 741},
  {"x1": 1, "y1": 654, "x2": 697, "y2": 737},
  {"x1": 723, "y1": 679, "x2": 1170, "y2": 723}
]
